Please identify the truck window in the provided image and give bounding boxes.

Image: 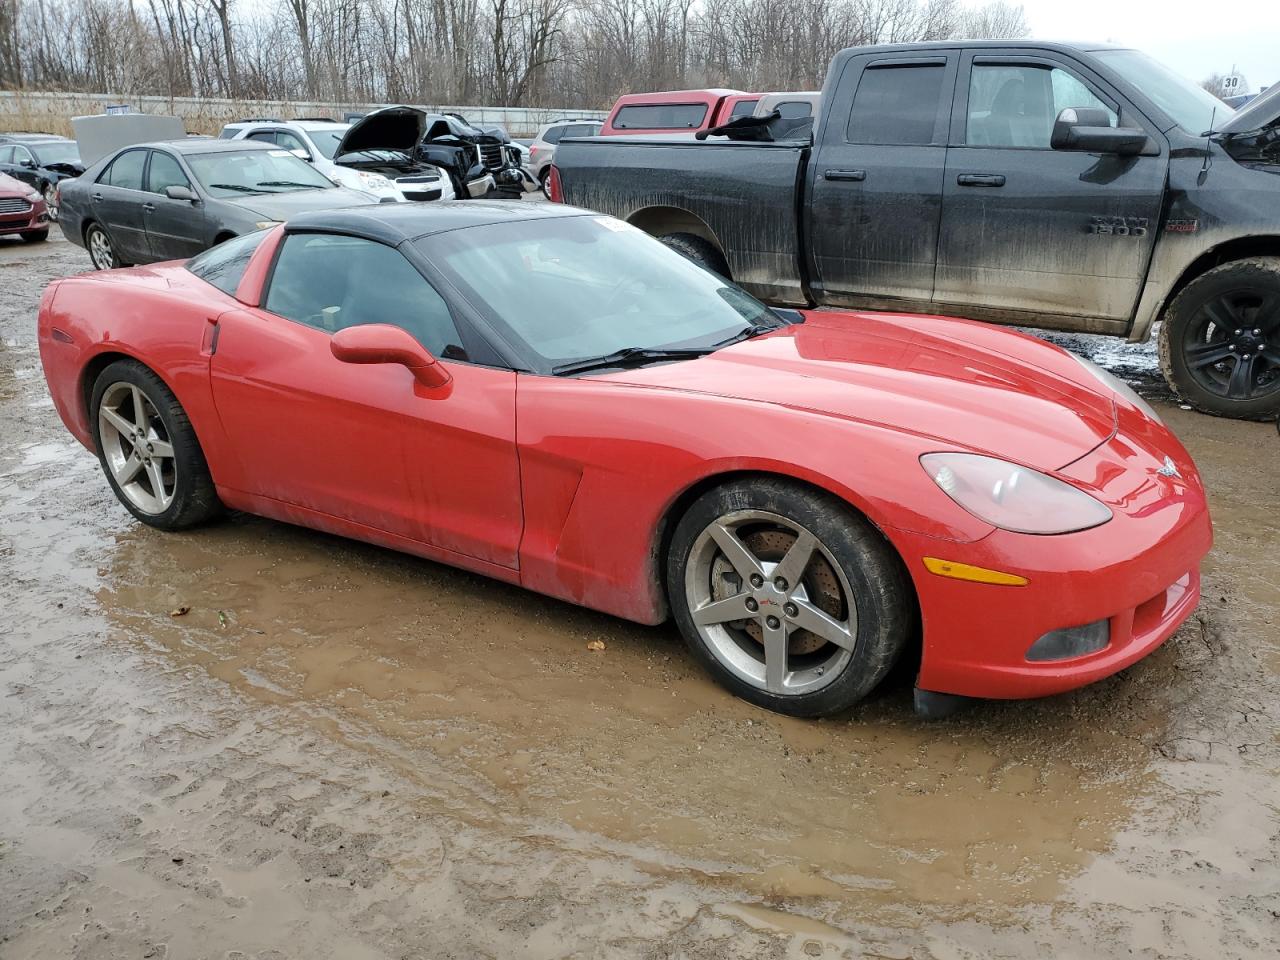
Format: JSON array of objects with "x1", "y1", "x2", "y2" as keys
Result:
[
  {"x1": 967, "y1": 64, "x2": 1117, "y2": 149},
  {"x1": 729, "y1": 99, "x2": 759, "y2": 120},
  {"x1": 542, "y1": 126, "x2": 566, "y2": 145},
  {"x1": 613, "y1": 104, "x2": 708, "y2": 130},
  {"x1": 777, "y1": 101, "x2": 814, "y2": 119},
  {"x1": 846, "y1": 65, "x2": 945, "y2": 145}
]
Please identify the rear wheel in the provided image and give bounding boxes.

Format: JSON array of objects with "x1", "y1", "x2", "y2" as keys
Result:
[
  {"x1": 1158, "y1": 257, "x2": 1280, "y2": 420},
  {"x1": 659, "y1": 232, "x2": 729, "y2": 278},
  {"x1": 666, "y1": 478, "x2": 911, "y2": 717},
  {"x1": 85, "y1": 223, "x2": 121, "y2": 270},
  {"x1": 538, "y1": 168, "x2": 551, "y2": 198},
  {"x1": 90, "y1": 360, "x2": 222, "y2": 530}
]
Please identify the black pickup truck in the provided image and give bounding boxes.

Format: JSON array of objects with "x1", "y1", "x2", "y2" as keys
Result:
[{"x1": 552, "y1": 41, "x2": 1280, "y2": 419}]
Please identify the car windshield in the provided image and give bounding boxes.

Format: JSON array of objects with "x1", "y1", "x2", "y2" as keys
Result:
[
  {"x1": 1093, "y1": 49, "x2": 1235, "y2": 134},
  {"x1": 307, "y1": 128, "x2": 347, "y2": 159},
  {"x1": 186, "y1": 148, "x2": 334, "y2": 198},
  {"x1": 32, "y1": 141, "x2": 81, "y2": 165},
  {"x1": 419, "y1": 215, "x2": 781, "y2": 372}
]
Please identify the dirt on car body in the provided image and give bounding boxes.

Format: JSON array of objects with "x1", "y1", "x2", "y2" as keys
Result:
[{"x1": 1, "y1": 233, "x2": 1278, "y2": 959}]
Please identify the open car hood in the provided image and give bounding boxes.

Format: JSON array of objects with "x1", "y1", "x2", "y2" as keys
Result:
[
  {"x1": 335, "y1": 105, "x2": 428, "y2": 155},
  {"x1": 1218, "y1": 83, "x2": 1280, "y2": 135}
]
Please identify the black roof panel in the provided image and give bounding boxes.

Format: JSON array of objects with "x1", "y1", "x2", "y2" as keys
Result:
[{"x1": 284, "y1": 200, "x2": 594, "y2": 244}]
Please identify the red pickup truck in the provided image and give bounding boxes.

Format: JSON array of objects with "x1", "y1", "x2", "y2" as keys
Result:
[{"x1": 600, "y1": 89, "x2": 758, "y2": 136}]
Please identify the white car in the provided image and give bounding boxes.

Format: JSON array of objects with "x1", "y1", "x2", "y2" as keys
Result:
[{"x1": 219, "y1": 119, "x2": 456, "y2": 203}]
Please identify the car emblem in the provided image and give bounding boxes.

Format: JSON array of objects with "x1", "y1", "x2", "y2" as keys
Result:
[{"x1": 1156, "y1": 456, "x2": 1181, "y2": 479}]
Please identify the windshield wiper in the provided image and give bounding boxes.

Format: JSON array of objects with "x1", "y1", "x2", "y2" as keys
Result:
[
  {"x1": 552, "y1": 346, "x2": 712, "y2": 376},
  {"x1": 207, "y1": 182, "x2": 261, "y2": 194},
  {"x1": 712, "y1": 322, "x2": 780, "y2": 348},
  {"x1": 257, "y1": 180, "x2": 321, "y2": 189}
]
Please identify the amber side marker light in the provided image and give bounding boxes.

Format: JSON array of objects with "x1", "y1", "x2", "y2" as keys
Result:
[{"x1": 923, "y1": 557, "x2": 1028, "y2": 586}]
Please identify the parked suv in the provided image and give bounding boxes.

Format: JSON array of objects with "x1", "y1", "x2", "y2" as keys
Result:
[
  {"x1": 0, "y1": 133, "x2": 85, "y2": 222},
  {"x1": 219, "y1": 119, "x2": 455, "y2": 202},
  {"x1": 528, "y1": 119, "x2": 603, "y2": 195}
]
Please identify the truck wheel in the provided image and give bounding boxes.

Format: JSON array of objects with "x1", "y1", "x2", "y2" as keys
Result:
[
  {"x1": 660, "y1": 233, "x2": 729, "y2": 278},
  {"x1": 1158, "y1": 257, "x2": 1280, "y2": 420}
]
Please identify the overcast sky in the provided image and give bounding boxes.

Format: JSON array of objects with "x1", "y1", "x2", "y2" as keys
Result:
[{"x1": 1016, "y1": 0, "x2": 1278, "y2": 92}]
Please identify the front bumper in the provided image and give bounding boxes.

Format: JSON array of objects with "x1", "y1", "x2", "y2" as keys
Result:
[
  {"x1": 903, "y1": 409, "x2": 1213, "y2": 701},
  {"x1": 0, "y1": 199, "x2": 50, "y2": 234}
]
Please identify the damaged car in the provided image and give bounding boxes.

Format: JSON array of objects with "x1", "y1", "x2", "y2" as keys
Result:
[
  {"x1": 0, "y1": 133, "x2": 85, "y2": 222},
  {"x1": 339, "y1": 107, "x2": 530, "y2": 199}
]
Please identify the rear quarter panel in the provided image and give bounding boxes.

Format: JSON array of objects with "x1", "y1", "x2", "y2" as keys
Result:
[{"x1": 555, "y1": 138, "x2": 809, "y2": 304}]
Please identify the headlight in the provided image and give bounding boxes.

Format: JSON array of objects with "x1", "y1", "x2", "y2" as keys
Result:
[
  {"x1": 921, "y1": 453, "x2": 1112, "y2": 535},
  {"x1": 254, "y1": 220, "x2": 282, "y2": 230},
  {"x1": 25, "y1": 188, "x2": 41, "y2": 201},
  {"x1": 357, "y1": 171, "x2": 393, "y2": 189},
  {"x1": 1071, "y1": 354, "x2": 1163, "y2": 425}
]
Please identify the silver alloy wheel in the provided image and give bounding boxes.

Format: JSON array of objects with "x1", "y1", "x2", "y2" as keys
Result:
[
  {"x1": 43, "y1": 183, "x2": 58, "y2": 222},
  {"x1": 97, "y1": 382, "x2": 177, "y2": 514},
  {"x1": 684, "y1": 510, "x2": 857, "y2": 696},
  {"x1": 88, "y1": 228, "x2": 113, "y2": 270}
]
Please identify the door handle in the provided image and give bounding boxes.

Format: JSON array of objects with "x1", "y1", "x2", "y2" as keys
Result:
[
  {"x1": 142, "y1": 202, "x2": 156, "y2": 213},
  {"x1": 824, "y1": 169, "x2": 866, "y2": 182},
  {"x1": 957, "y1": 174, "x2": 1006, "y2": 187},
  {"x1": 90, "y1": 192, "x2": 103, "y2": 202}
]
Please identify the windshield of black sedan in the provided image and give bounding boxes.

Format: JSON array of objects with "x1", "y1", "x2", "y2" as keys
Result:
[
  {"x1": 418, "y1": 216, "x2": 779, "y2": 369},
  {"x1": 186, "y1": 148, "x2": 334, "y2": 198},
  {"x1": 33, "y1": 141, "x2": 81, "y2": 165}
]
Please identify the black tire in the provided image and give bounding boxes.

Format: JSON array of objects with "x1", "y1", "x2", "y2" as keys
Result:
[
  {"x1": 90, "y1": 359, "x2": 222, "y2": 530},
  {"x1": 666, "y1": 477, "x2": 912, "y2": 717},
  {"x1": 659, "y1": 232, "x2": 730, "y2": 278},
  {"x1": 538, "y1": 167, "x2": 551, "y2": 198},
  {"x1": 1157, "y1": 257, "x2": 1280, "y2": 420},
  {"x1": 85, "y1": 222, "x2": 123, "y2": 270},
  {"x1": 21, "y1": 229, "x2": 49, "y2": 244}
]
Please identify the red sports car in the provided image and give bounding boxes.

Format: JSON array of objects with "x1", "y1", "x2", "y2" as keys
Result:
[
  {"x1": 37, "y1": 203, "x2": 1212, "y2": 718},
  {"x1": 0, "y1": 170, "x2": 50, "y2": 243}
]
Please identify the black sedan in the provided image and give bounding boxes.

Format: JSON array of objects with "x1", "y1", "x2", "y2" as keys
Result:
[
  {"x1": 58, "y1": 138, "x2": 380, "y2": 271},
  {"x1": 0, "y1": 133, "x2": 84, "y2": 222}
]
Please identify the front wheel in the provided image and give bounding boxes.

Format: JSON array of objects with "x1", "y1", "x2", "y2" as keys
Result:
[
  {"x1": 43, "y1": 182, "x2": 59, "y2": 222},
  {"x1": 666, "y1": 478, "x2": 912, "y2": 717},
  {"x1": 90, "y1": 360, "x2": 222, "y2": 530},
  {"x1": 658, "y1": 232, "x2": 729, "y2": 278},
  {"x1": 21, "y1": 229, "x2": 49, "y2": 244},
  {"x1": 1158, "y1": 257, "x2": 1280, "y2": 420}
]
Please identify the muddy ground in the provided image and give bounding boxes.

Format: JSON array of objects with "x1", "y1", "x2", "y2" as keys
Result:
[{"x1": 1, "y1": 232, "x2": 1277, "y2": 960}]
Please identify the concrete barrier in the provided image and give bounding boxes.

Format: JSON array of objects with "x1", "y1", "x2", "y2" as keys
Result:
[{"x1": 0, "y1": 91, "x2": 603, "y2": 138}]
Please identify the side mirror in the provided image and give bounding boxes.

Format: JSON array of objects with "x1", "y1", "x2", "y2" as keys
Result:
[
  {"x1": 1051, "y1": 107, "x2": 1150, "y2": 156},
  {"x1": 330, "y1": 324, "x2": 452, "y2": 390},
  {"x1": 19, "y1": 158, "x2": 36, "y2": 168},
  {"x1": 163, "y1": 184, "x2": 198, "y2": 202},
  {"x1": 290, "y1": 148, "x2": 313, "y2": 162}
]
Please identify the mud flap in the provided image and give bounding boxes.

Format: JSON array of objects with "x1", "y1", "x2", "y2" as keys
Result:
[{"x1": 913, "y1": 687, "x2": 975, "y2": 720}]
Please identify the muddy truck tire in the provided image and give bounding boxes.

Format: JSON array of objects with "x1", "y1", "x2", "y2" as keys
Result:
[
  {"x1": 666, "y1": 477, "x2": 912, "y2": 718},
  {"x1": 90, "y1": 359, "x2": 223, "y2": 530},
  {"x1": 1157, "y1": 257, "x2": 1280, "y2": 420},
  {"x1": 659, "y1": 233, "x2": 729, "y2": 278}
]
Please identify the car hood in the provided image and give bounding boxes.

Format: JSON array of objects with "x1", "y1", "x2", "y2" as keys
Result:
[
  {"x1": 44, "y1": 161, "x2": 85, "y2": 176},
  {"x1": 225, "y1": 187, "x2": 377, "y2": 220},
  {"x1": 597, "y1": 311, "x2": 1118, "y2": 472},
  {"x1": 1218, "y1": 82, "x2": 1280, "y2": 135},
  {"x1": 336, "y1": 106, "x2": 428, "y2": 155}
]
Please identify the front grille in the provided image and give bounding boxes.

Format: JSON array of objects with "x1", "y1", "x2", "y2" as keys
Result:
[
  {"x1": 401, "y1": 188, "x2": 443, "y2": 202},
  {"x1": 0, "y1": 198, "x2": 33, "y2": 215},
  {"x1": 396, "y1": 175, "x2": 440, "y2": 185},
  {"x1": 478, "y1": 142, "x2": 503, "y2": 170}
]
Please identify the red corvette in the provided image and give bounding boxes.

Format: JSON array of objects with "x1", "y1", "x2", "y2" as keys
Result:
[{"x1": 37, "y1": 203, "x2": 1212, "y2": 717}]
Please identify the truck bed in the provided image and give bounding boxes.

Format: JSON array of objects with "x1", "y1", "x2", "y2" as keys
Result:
[{"x1": 554, "y1": 137, "x2": 811, "y2": 304}]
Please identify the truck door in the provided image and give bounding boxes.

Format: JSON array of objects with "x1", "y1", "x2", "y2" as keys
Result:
[
  {"x1": 933, "y1": 51, "x2": 1167, "y2": 326},
  {"x1": 807, "y1": 53, "x2": 957, "y2": 307}
]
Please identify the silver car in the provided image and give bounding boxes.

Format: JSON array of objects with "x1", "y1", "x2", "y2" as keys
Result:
[{"x1": 528, "y1": 119, "x2": 603, "y2": 196}]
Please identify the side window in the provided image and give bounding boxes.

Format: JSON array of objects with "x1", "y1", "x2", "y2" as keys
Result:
[
  {"x1": 542, "y1": 126, "x2": 566, "y2": 145},
  {"x1": 613, "y1": 103, "x2": 708, "y2": 130},
  {"x1": 776, "y1": 100, "x2": 814, "y2": 120},
  {"x1": 99, "y1": 149, "x2": 147, "y2": 190},
  {"x1": 248, "y1": 131, "x2": 277, "y2": 144},
  {"x1": 966, "y1": 64, "x2": 1117, "y2": 149},
  {"x1": 12, "y1": 145, "x2": 33, "y2": 165},
  {"x1": 0, "y1": 146, "x2": 12, "y2": 163},
  {"x1": 729, "y1": 99, "x2": 759, "y2": 119},
  {"x1": 186, "y1": 231, "x2": 268, "y2": 295},
  {"x1": 147, "y1": 151, "x2": 191, "y2": 194},
  {"x1": 847, "y1": 64, "x2": 946, "y2": 145},
  {"x1": 275, "y1": 131, "x2": 308, "y2": 155},
  {"x1": 264, "y1": 234, "x2": 468, "y2": 360},
  {"x1": 566, "y1": 124, "x2": 595, "y2": 138}
]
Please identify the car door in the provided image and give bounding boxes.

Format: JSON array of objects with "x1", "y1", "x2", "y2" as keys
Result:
[
  {"x1": 143, "y1": 148, "x2": 207, "y2": 260},
  {"x1": 8, "y1": 144, "x2": 40, "y2": 189},
  {"x1": 933, "y1": 51, "x2": 1168, "y2": 325},
  {"x1": 806, "y1": 53, "x2": 957, "y2": 307},
  {"x1": 208, "y1": 231, "x2": 523, "y2": 568},
  {"x1": 90, "y1": 148, "x2": 151, "y2": 264}
]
